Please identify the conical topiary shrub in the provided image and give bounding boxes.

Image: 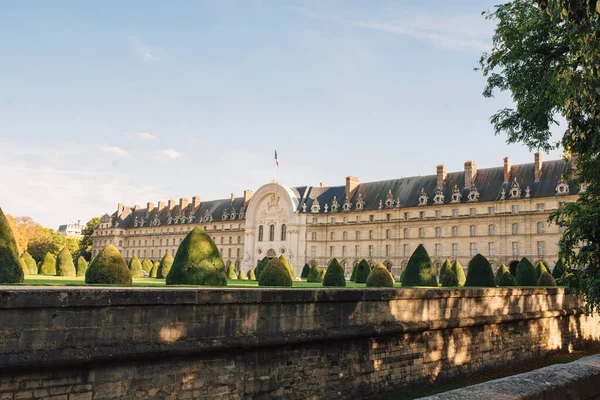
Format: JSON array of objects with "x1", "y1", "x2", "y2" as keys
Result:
[
  {"x1": 495, "y1": 264, "x2": 510, "y2": 286},
  {"x1": 439, "y1": 259, "x2": 452, "y2": 281},
  {"x1": 0, "y1": 207, "x2": 23, "y2": 283},
  {"x1": 279, "y1": 255, "x2": 296, "y2": 281},
  {"x1": 166, "y1": 227, "x2": 227, "y2": 286},
  {"x1": 19, "y1": 256, "x2": 29, "y2": 276},
  {"x1": 354, "y1": 259, "x2": 371, "y2": 284},
  {"x1": 56, "y1": 248, "x2": 76, "y2": 277},
  {"x1": 401, "y1": 245, "x2": 438, "y2": 287},
  {"x1": 465, "y1": 254, "x2": 496, "y2": 287},
  {"x1": 142, "y1": 259, "x2": 153, "y2": 275},
  {"x1": 255, "y1": 257, "x2": 269, "y2": 280},
  {"x1": 366, "y1": 263, "x2": 395, "y2": 288},
  {"x1": 306, "y1": 264, "x2": 322, "y2": 283},
  {"x1": 535, "y1": 262, "x2": 549, "y2": 280},
  {"x1": 76, "y1": 256, "x2": 88, "y2": 277},
  {"x1": 40, "y1": 252, "x2": 57, "y2": 275},
  {"x1": 227, "y1": 264, "x2": 237, "y2": 280},
  {"x1": 320, "y1": 268, "x2": 326, "y2": 281},
  {"x1": 516, "y1": 257, "x2": 537, "y2": 286},
  {"x1": 21, "y1": 251, "x2": 37, "y2": 275},
  {"x1": 498, "y1": 271, "x2": 517, "y2": 287},
  {"x1": 451, "y1": 260, "x2": 466, "y2": 286},
  {"x1": 301, "y1": 263, "x2": 310, "y2": 279},
  {"x1": 350, "y1": 262, "x2": 359, "y2": 282},
  {"x1": 238, "y1": 269, "x2": 248, "y2": 280},
  {"x1": 552, "y1": 259, "x2": 566, "y2": 280},
  {"x1": 538, "y1": 271, "x2": 557, "y2": 286},
  {"x1": 248, "y1": 269, "x2": 256, "y2": 280},
  {"x1": 323, "y1": 258, "x2": 346, "y2": 287},
  {"x1": 157, "y1": 253, "x2": 174, "y2": 279},
  {"x1": 258, "y1": 257, "x2": 292, "y2": 287},
  {"x1": 441, "y1": 269, "x2": 459, "y2": 287},
  {"x1": 85, "y1": 245, "x2": 132, "y2": 285},
  {"x1": 150, "y1": 261, "x2": 159, "y2": 278},
  {"x1": 128, "y1": 256, "x2": 143, "y2": 278}
]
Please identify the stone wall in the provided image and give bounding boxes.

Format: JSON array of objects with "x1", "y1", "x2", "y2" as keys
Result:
[{"x1": 0, "y1": 287, "x2": 598, "y2": 399}]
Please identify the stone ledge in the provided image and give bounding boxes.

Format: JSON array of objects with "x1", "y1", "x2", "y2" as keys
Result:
[{"x1": 423, "y1": 354, "x2": 600, "y2": 399}]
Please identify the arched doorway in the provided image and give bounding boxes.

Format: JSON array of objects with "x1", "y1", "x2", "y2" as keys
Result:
[
  {"x1": 509, "y1": 260, "x2": 519, "y2": 276},
  {"x1": 267, "y1": 248, "x2": 276, "y2": 259}
]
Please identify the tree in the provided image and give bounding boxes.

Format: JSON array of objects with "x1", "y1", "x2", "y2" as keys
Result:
[
  {"x1": 227, "y1": 264, "x2": 237, "y2": 280},
  {"x1": 258, "y1": 258, "x2": 292, "y2": 287},
  {"x1": 552, "y1": 259, "x2": 566, "y2": 280},
  {"x1": 76, "y1": 256, "x2": 88, "y2": 277},
  {"x1": 27, "y1": 227, "x2": 65, "y2": 262},
  {"x1": 157, "y1": 253, "x2": 174, "y2": 279},
  {"x1": 255, "y1": 257, "x2": 269, "y2": 280},
  {"x1": 495, "y1": 264, "x2": 510, "y2": 286},
  {"x1": 401, "y1": 245, "x2": 438, "y2": 287},
  {"x1": 238, "y1": 269, "x2": 248, "y2": 280},
  {"x1": 40, "y1": 252, "x2": 57, "y2": 275},
  {"x1": 480, "y1": 1, "x2": 600, "y2": 312},
  {"x1": 516, "y1": 257, "x2": 537, "y2": 286},
  {"x1": 441, "y1": 269, "x2": 459, "y2": 287},
  {"x1": 85, "y1": 245, "x2": 132, "y2": 285},
  {"x1": 78, "y1": 217, "x2": 100, "y2": 260},
  {"x1": 354, "y1": 259, "x2": 371, "y2": 284},
  {"x1": 56, "y1": 248, "x2": 76, "y2": 277},
  {"x1": 150, "y1": 261, "x2": 159, "y2": 278},
  {"x1": 451, "y1": 260, "x2": 467, "y2": 286},
  {"x1": 306, "y1": 264, "x2": 322, "y2": 283},
  {"x1": 21, "y1": 251, "x2": 37, "y2": 275},
  {"x1": 128, "y1": 256, "x2": 143, "y2": 278},
  {"x1": 301, "y1": 263, "x2": 311, "y2": 279},
  {"x1": 248, "y1": 269, "x2": 256, "y2": 280},
  {"x1": 439, "y1": 259, "x2": 452, "y2": 281},
  {"x1": 279, "y1": 255, "x2": 296, "y2": 281},
  {"x1": 366, "y1": 263, "x2": 395, "y2": 288},
  {"x1": 465, "y1": 254, "x2": 496, "y2": 287},
  {"x1": 0, "y1": 207, "x2": 24, "y2": 283},
  {"x1": 323, "y1": 258, "x2": 346, "y2": 287}
]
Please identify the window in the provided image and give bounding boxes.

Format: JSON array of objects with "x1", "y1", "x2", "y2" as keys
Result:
[
  {"x1": 452, "y1": 209, "x2": 459, "y2": 218},
  {"x1": 512, "y1": 242, "x2": 519, "y2": 256},
  {"x1": 331, "y1": 217, "x2": 336, "y2": 224},
  {"x1": 330, "y1": 232, "x2": 335, "y2": 241},
  {"x1": 559, "y1": 225, "x2": 566, "y2": 233},
  {"x1": 238, "y1": 236, "x2": 241, "y2": 244},
  {"x1": 119, "y1": 240, "x2": 122, "y2": 246},
  {"x1": 512, "y1": 205, "x2": 519, "y2": 214},
  {"x1": 489, "y1": 225, "x2": 495, "y2": 236},
  {"x1": 258, "y1": 225, "x2": 264, "y2": 242},
  {"x1": 269, "y1": 225, "x2": 275, "y2": 241},
  {"x1": 385, "y1": 245, "x2": 391, "y2": 258},
  {"x1": 385, "y1": 229, "x2": 390, "y2": 239},
  {"x1": 355, "y1": 245, "x2": 360, "y2": 257},
  {"x1": 281, "y1": 224, "x2": 287, "y2": 241},
  {"x1": 403, "y1": 244, "x2": 410, "y2": 257},
  {"x1": 237, "y1": 248, "x2": 241, "y2": 258},
  {"x1": 228, "y1": 248, "x2": 231, "y2": 258},
  {"x1": 470, "y1": 243, "x2": 477, "y2": 256},
  {"x1": 419, "y1": 211, "x2": 425, "y2": 220},
  {"x1": 537, "y1": 203, "x2": 545, "y2": 212},
  {"x1": 419, "y1": 228, "x2": 424, "y2": 238},
  {"x1": 368, "y1": 245, "x2": 374, "y2": 258},
  {"x1": 221, "y1": 237, "x2": 224, "y2": 244},
  {"x1": 488, "y1": 242, "x2": 495, "y2": 256},
  {"x1": 452, "y1": 226, "x2": 458, "y2": 237},
  {"x1": 312, "y1": 217, "x2": 318, "y2": 224},
  {"x1": 435, "y1": 210, "x2": 441, "y2": 219},
  {"x1": 537, "y1": 222, "x2": 545, "y2": 234},
  {"x1": 435, "y1": 227, "x2": 441, "y2": 237},
  {"x1": 311, "y1": 246, "x2": 317, "y2": 258},
  {"x1": 229, "y1": 236, "x2": 232, "y2": 244},
  {"x1": 435, "y1": 244, "x2": 441, "y2": 257},
  {"x1": 356, "y1": 216, "x2": 361, "y2": 222},
  {"x1": 343, "y1": 231, "x2": 347, "y2": 240},
  {"x1": 386, "y1": 214, "x2": 391, "y2": 222},
  {"x1": 311, "y1": 232, "x2": 317, "y2": 241},
  {"x1": 342, "y1": 246, "x2": 346, "y2": 257},
  {"x1": 537, "y1": 241, "x2": 545, "y2": 256},
  {"x1": 452, "y1": 243, "x2": 458, "y2": 257},
  {"x1": 559, "y1": 202, "x2": 566, "y2": 208},
  {"x1": 470, "y1": 225, "x2": 476, "y2": 237},
  {"x1": 404, "y1": 212, "x2": 409, "y2": 220},
  {"x1": 369, "y1": 215, "x2": 374, "y2": 222},
  {"x1": 512, "y1": 223, "x2": 519, "y2": 235},
  {"x1": 356, "y1": 231, "x2": 361, "y2": 240},
  {"x1": 329, "y1": 246, "x2": 334, "y2": 257},
  {"x1": 369, "y1": 230, "x2": 374, "y2": 239},
  {"x1": 488, "y1": 206, "x2": 495, "y2": 215},
  {"x1": 343, "y1": 217, "x2": 348, "y2": 223},
  {"x1": 470, "y1": 208, "x2": 476, "y2": 217},
  {"x1": 403, "y1": 228, "x2": 409, "y2": 239}
]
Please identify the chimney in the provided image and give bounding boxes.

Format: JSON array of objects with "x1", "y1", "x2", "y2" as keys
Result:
[
  {"x1": 117, "y1": 203, "x2": 125, "y2": 215},
  {"x1": 436, "y1": 165, "x2": 447, "y2": 189},
  {"x1": 133, "y1": 204, "x2": 140, "y2": 212},
  {"x1": 534, "y1": 152, "x2": 542, "y2": 182},
  {"x1": 179, "y1": 198, "x2": 188, "y2": 210},
  {"x1": 168, "y1": 199, "x2": 176, "y2": 211},
  {"x1": 192, "y1": 196, "x2": 201, "y2": 208},
  {"x1": 147, "y1": 202, "x2": 155, "y2": 214},
  {"x1": 464, "y1": 161, "x2": 477, "y2": 189},
  {"x1": 230, "y1": 193, "x2": 235, "y2": 202},
  {"x1": 319, "y1": 181, "x2": 325, "y2": 187},
  {"x1": 503, "y1": 157, "x2": 511, "y2": 183},
  {"x1": 346, "y1": 176, "x2": 359, "y2": 198},
  {"x1": 244, "y1": 190, "x2": 254, "y2": 203},
  {"x1": 158, "y1": 201, "x2": 165, "y2": 211},
  {"x1": 571, "y1": 153, "x2": 579, "y2": 178}
]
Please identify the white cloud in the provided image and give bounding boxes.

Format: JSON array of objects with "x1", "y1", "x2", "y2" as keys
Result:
[
  {"x1": 136, "y1": 132, "x2": 156, "y2": 141},
  {"x1": 157, "y1": 149, "x2": 182, "y2": 161},
  {"x1": 101, "y1": 145, "x2": 129, "y2": 157},
  {"x1": 129, "y1": 37, "x2": 159, "y2": 61}
]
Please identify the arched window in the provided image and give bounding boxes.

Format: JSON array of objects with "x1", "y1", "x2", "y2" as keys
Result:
[
  {"x1": 258, "y1": 225, "x2": 264, "y2": 242},
  {"x1": 470, "y1": 225, "x2": 476, "y2": 237},
  {"x1": 512, "y1": 223, "x2": 519, "y2": 235},
  {"x1": 281, "y1": 224, "x2": 287, "y2": 241},
  {"x1": 489, "y1": 224, "x2": 495, "y2": 236},
  {"x1": 269, "y1": 225, "x2": 275, "y2": 241}
]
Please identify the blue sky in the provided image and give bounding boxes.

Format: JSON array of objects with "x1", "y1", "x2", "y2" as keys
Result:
[{"x1": 0, "y1": 1, "x2": 564, "y2": 228}]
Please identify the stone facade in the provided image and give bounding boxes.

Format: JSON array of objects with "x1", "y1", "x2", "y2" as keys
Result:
[{"x1": 92, "y1": 154, "x2": 580, "y2": 276}]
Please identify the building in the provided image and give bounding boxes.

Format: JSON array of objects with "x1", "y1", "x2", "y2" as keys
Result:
[
  {"x1": 58, "y1": 220, "x2": 85, "y2": 239},
  {"x1": 92, "y1": 153, "x2": 581, "y2": 277}
]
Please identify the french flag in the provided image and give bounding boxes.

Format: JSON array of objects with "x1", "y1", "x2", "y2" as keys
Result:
[{"x1": 275, "y1": 150, "x2": 279, "y2": 168}]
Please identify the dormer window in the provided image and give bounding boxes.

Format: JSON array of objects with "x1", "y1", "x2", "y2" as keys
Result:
[
  {"x1": 222, "y1": 211, "x2": 228, "y2": 220},
  {"x1": 355, "y1": 193, "x2": 365, "y2": 210},
  {"x1": 385, "y1": 190, "x2": 394, "y2": 207},
  {"x1": 331, "y1": 196, "x2": 339, "y2": 212},
  {"x1": 418, "y1": 188, "x2": 428, "y2": 206},
  {"x1": 467, "y1": 186, "x2": 480, "y2": 202},
  {"x1": 451, "y1": 185, "x2": 462, "y2": 203},
  {"x1": 433, "y1": 188, "x2": 445, "y2": 205},
  {"x1": 556, "y1": 180, "x2": 570, "y2": 195},
  {"x1": 510, "y1": 179, "x2": 522, "y2": 199},
  {"x1": 343, "y1": 197, "x2": 352, "y2": 211},
  {"x1": 311, "y1": 198, "x2": 321, "y2": 213}
]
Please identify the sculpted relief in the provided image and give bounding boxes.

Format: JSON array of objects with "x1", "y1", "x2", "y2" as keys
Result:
[{"x1": 257, "y1": 194, "x2": 287, "y2": 221}]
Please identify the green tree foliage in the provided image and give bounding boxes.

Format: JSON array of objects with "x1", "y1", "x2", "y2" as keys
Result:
[
  {"x1": 320, "y1": 268, "x2": 326, "y2": 280},
  {"x1": 19, "y1": 256, "x2": 29, "y2": 276},
  {"x1": 552, "y1": 259, "x2": 566, "y2": 280},
  {"x1": 350, "y1": 262, "x2": 359, "y2": 282},
  {"x1": 150, "y1": 261, "x2": 159, "y2": 278},
  {"x1": 354, "y1": 259, "x2": 371, "y2": 284},
  {"x1": 56, "y1": 247, "x2": 76, "y2": 277},
  {"x1": 128, "y1": 256, "x2": 144, "y2": 278},
  {"x1": 78, "y1": 217, "x2": 100, "y2": 260},
  {"x1": 451, "y1": 260, "x2": 467, "y2": 286},
  {"x1": 227, "y1": 264, "x2": 237, "y2": 280},
  {"x1": 306, "y1": 264, "x2": 322, "y2": 283},
  {"x1": 301, "y1": 263, "x2": 311, "y2": 279},
  {"x1": 166, "y1": 227, "x2": 227, "y2": 286},
  {"x1": 76, "y1": 256, "x2": 88, "y2": 277},
  {"x1": 238, "y1": 269, "x2": 248, "y2": 280},
  {"x1": 401, "y1": 245, "x2": 438, "y2": 287},
  {"x1": 248, "y1": 269, "x2": 256, "y2": 280},
  {"x1": 85, "y1": 244, "x2": 132, "y2": 285},
  {"x1": 439, "y1": 259, "x2": 452, "y2": 281},
  {"x1": 495, "y1": 264, "x2": 510, "y2": 286},
  {"x1": 141, "y1": 259, "x2": 153, "y2": 274},
  {"x1": 499, "y1": 271, "x2": 518, "y2": 287},
  {"x1": 27, "y1": 228, "x2": 65, "y2": 262},
  {"x1": 278, "y1": 255, "x2": 296, "y2": 281},
  {"x1": 63, "y1": 238, "x2": 81, "y2": 259},
  {"x1": 323, "y1": 258, "x2": 346, "y2": 287},
  {"x1": 538, "y1": 271, "x2": 557, "y2": 287},
  {"x1": 516, "y1": 257, "x2": 537, "y2": 286},
  {"x1": 366, "y1": 263, "x2": 395, "y2": 288},
  {"x1": 21, "y1": 251, "x2": 37, "y2": 275},
  {"x1": 535, "y1": 262, "x2": 549, "y2": 279},
  {"x1": 441, "y1": 269, "x2": 459, "y2": 287},
  {"x1": 40, "y1": 252, "x2": 57, "y2": 275},
  {"x1": 158, "y1": 253, "x2": 174, "y2": 279},
  {"x1": 480, "y1": 0, "x2": 600, "y2": 312},
  {"x1": 255, "y1": 257, "x2": 269, "y2": 280},
  {"x1": 465, "y1": 254, "x2": 496, "y2": 287},
  {"x1": 258, "y1": 257, "x2": 292, "y2": 287}
]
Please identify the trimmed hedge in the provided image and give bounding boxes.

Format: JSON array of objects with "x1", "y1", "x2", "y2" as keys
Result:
[
  {"x1": 439, "y1": 259, "x2": 452, "y2": 281},
  {"x1": 150, "y1": 261, "x2": 159, "y2": 278},
  {"x1": 535, "y1": 262, "x2": 549, "y2": 279},
  {"x1": 258, "y1": 257, "x2": 292, "y2": 287},
  {"x1": 128, "y1": 256, "x2": 144, "y2": 278},
  {"x1": 366, "y1": 263, "x2": 395, "y2": 288},
  {"x1": 538, "y1": 271, "x2": 557, "y2": 286},
  {"x1": 441, "y1": 269, "x2": 459, "y2": 287},
  {"x1": 166, "y1": 227, "x2": 227, "y2": 286},
  {"x1": 354, "y1": 259, "x2": 371, "y2": 284},
  {"x1": 323, "y1": 258, "x2": 346, "y2": 287},
  {"x1": 279, "y1": 255, "x2": 296, "y2": 281},
  {"x1": 238, "y1": 269, "x2": 248, "y2": 280},
  {"x1": 21, "y1": 251, "x2": 37, "y2": 275},
  {"x1": 401, "y1": 244, "x2": 438, "y2": 287},
  {"x1": 451, "y1": 260, "x2": 466, "y2": 286},
  {"x1": 56, "y1": 247, "x2": 76, "y2": 277},
  {"x1": 495, "y1": 264, "x2": 510, "y2": 286},
  {"x1": 0, "y1": 207, "x2": 23, "y2": 283},
  {"x1": 40, "y1": 252, "x2": 57, "y2": 275},
  {"x1": 552, "y1": 259, "x2": 566, "y2": 280},
  {"x1": 306, "y1": 264, "x2": 322, "y2": 283},
  {"x1": 19, "y1": 256, "x2": 28, "y2": 276},
  {"x1": 255, "y1": 257, "x2": 269, "y2": 280},
  {"x1": 248, "y1": 269, "x2": 256, "y2": 280},
  {"x1": 76, "y1": 256, "x2": 88, "y2": 277},
  {"x1": 157, "y1": 253, "x2": 174, "y2": 279},
  {"x1": 301, "y1": 263, "x2": 310, "y2": 279},
  {"x1": 465, "y1": 254, "x2": 496, "y2": 287},
  {"x1": 498, "y1": 271, "x2": 517, "y2": 286},
  {"x1": 141, "y1": 259, "x2": 153, "y2": 274},
  {"x1": 350, "y1": 263, "x2": 359, "y2": 282},
  {"x1": 516, "y1": 257, "x2": 537, "y2": 286},
  {"x1": 85, "y1": 244, "x2": 132, "y2": 285},
  {"x1": 227, "y1": 264, "x2": 237, "y2": 280},
  {"x1": 320, "y1": 268, "x2": 327, "y2": 280}
]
